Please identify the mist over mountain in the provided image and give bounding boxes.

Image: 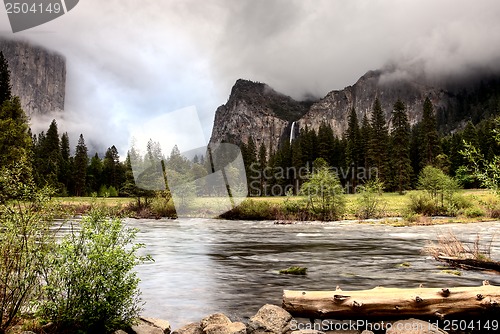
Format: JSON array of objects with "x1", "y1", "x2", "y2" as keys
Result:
[
  {"x1": 209, "y1": 68, "x2": 500, "y2": 152},
  {"x1": 0, "y1": 38, "x2": 66, "y2": 118}
]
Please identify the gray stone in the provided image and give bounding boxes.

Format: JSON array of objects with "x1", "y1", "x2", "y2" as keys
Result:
[
  {"x1": 201, "y1": 313, "x2": 232, "y2": 330},
  {"x1": 172, "y1": 322, "x2": 203, "y2": 334},
  {"x1": 204, "y1": 322, "x2": 246, "y2": 334},
  {"x1": 361, "y1": 331, "x2": 374, "y2": 334},
  {"x1": 141, "y1": 317, "x2": 171, "y2": 334},
  {"x1": 247, "y1": 304, "x2": 293, "y2": 334},
  {"x1": 131, "y1": 318, "x2": 171, "y2": 334},
  {"x1": 113, "y1": 331, "x2": 128, "y2": 334},
  {"x1": 386, "y1": 319, "x2": 448, "y2": 334}
]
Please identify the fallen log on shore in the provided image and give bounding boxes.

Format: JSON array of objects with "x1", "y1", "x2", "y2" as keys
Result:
[
  {"x1": 437, "y1": 255, "x2": 500, "y2": 272},
  {"x1": 283, "y1": 283, "x2": 500, "y2": 320}
]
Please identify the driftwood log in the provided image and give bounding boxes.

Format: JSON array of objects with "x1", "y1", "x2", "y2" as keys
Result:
[
  {"x1": 283, "y1": 283, "x2": 500, "y2": 320},
  {"x1": 437, "y1": 256, "x2": 500, "y2": 272}
]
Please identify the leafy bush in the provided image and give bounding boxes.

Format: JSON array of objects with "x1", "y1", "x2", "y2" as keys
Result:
[
  {"x1": 464, "y1": 206, "x2": 485, "y2": 218},
  {"x1": 219, "y1": 199, "x2": 278, "y2": 220},
  {"x1": 0, "y1": 161, "x2": 55, "y2": 333},
  {"x1": 418, "y1": 165, "x2": 459, "y2": 207},
  {"x1": 39, "y1": 208, "x2": 151, "y2": 333},
  {"x1": 407, "y1": 193, "x2": 440, "y2": 216},
  {"x1": 355, "y1": 179, "x2": 386, "y2": 219},
  {"x1": 300, "y1": 160, "x2": 346, "y2": 221}
]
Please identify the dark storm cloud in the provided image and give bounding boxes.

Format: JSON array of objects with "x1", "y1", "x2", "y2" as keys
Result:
[{"x1": 1, "y1": 0, "x2": 500, "y2": 153}]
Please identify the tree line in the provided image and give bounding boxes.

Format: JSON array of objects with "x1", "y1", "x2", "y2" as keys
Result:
[
  {"x1": 241, "y1": 97, "x2": 500, "y2": 196},
  {"x1": 2, "y1": 49, "x2": 500, "y2": 199}
]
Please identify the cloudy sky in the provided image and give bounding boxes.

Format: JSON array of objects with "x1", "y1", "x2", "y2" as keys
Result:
[{"x1": 1, "y1": 0, "x2": 500, "y2": 155}]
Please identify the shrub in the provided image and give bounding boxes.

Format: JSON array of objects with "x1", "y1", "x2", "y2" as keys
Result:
[
  {"x1": 39, "y1": 207, "x2": 151, "y2": 333},
  {"x1": 464, "y1": 206, "x2": 485, "y2": 218},
  {"x1": 0, "y1": 161, "x2": 55, "y2": 333},
  {"x1": 355, "y1": 179, "x2": 386, "y2": 219},
  {"x1": 418, "y1": 165, "x2": 459, "y2": 207},
  {"x1": 300, "y1": 161, "x2": 345, "y2": 221},
  {"x1": 407, "y1": 193, "x2": 441, "y2": 216},
  {"x1": 219, "y1": 199, "x2": 278, "y2": 220}
]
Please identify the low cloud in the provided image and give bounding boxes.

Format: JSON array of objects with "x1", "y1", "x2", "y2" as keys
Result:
[{"x1": 1, "y1": 0, "x2": 499, "y2": 154}]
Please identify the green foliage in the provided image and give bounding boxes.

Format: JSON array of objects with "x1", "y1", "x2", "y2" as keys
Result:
[
  {"x1": 418, "y1": 165, "x2": 459, "y2": 207},
  {"x1": 0, "y1": 51, "x2": 12, "y2": 105},
  {"x1": 300, "y1": 160, "x2": 345, "y2": 220},
  {"x1": 408, "y1": 166, "x2": 462, "y2": 216},
  {"x1": 368, "y1": 98, "x2": 390, "y2": 183},
  {"x1": 39, "y1": 207, "x2": 150, "y2": 333},
  {"x1": 355, "y1": 179, "x2": 386, "y2": 219},
  {"x1": 0, "y1": 161, "x2": 55, "y2": 333},
  {"x1": 461, "y1": 118, "x2": 500, "y2": 195},
  {"x1": 390, "y1": 99, "x2": 413, "y2": 194},
  {"x1": 419, "y1": 97, "x2": 441, "y2": 167},
  {"x1": 0, "y1": 96, "x2": 31, "y2": 169},
  {"x1": 219, "y1": 199, "x2": 277, "y2": 220},
  {"x1": 464, "y1": 206, "x2": 485, "y2": 218},
  {"x1": 74, "y1": 134, "x2": 88, "y2": 196}
]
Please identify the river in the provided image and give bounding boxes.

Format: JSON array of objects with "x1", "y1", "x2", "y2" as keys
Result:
[{"x1": 127, "y1": 218, "x2": 500, "y2": 329}]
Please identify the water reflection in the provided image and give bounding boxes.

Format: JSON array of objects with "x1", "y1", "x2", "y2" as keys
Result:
[{"x1": 127, "y1": 219, "x2": 500, "y2": 329}]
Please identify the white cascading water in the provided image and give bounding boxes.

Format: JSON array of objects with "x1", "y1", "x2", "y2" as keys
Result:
[{"x1": 289, "y1": 121, "x2": 296, "y2": 144}]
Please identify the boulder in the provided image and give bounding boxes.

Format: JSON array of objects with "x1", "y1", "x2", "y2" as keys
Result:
[
  {"x1": 131, "y1": 317, "x2": 171, "y2": 334},
  {"x1": 199, "y1": 313, "x2": 247, "y2": 334},
  {"x1": 172, "y1": 322, "x2": 203, "y2": 334},
  {"x1": 386, "y1": 319, "x2": 448, "y2": 334},
  {"x1": 113, "y1": 331, "x2": 128, "y2": 334},
  {"x1": 290, "y1": 330, "x2": 325, "y2": 334},
  {"x1": 247, "y1": 304, "x2": 293, "y2": 334},
  {"x1": 204, "y1": 322, "x2": 247, "y2": 334},
  {"x1": 201, "y1": 313, "x2": 232, "y2": 329}
]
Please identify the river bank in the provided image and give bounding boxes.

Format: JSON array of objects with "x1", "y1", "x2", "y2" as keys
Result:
[{"x1": 54, "y1": 189, "x2": 500, "y2": 226}]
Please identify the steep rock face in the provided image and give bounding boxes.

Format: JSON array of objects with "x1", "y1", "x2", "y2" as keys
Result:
[
  {"x1": 209, "y1": 79, "x2": 310, "y2": 153},
  {"x1": 0, "y1": 38, "x2": 66, "y2": 116},
  {"x1": 299, "y1": 70, "x2": 452, "y2": 136}
]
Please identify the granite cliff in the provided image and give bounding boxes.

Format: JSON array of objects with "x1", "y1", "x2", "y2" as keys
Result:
[
  {"x1": 209, "y1": 70, "x2": 464, "y2": 149},
  {"x1": 209, "y1": 79, "x2": 312, "y2": 154},
  {"x1": 0, "y1": 38, "x2": 66, "y2": 116}
]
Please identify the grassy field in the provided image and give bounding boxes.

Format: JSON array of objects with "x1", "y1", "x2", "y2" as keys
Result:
[{"x1": 53, "y1": 189, "x2": 500, "y2": 224}]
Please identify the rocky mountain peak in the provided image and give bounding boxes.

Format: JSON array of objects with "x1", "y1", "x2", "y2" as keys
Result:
[{"x1": 0, "y1": 37, "x2": 66, "y2": 116}]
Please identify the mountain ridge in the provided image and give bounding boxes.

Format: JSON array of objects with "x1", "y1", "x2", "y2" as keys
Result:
[{"x1": 209, "y1": 69, "x2": 500, "y2": 152}]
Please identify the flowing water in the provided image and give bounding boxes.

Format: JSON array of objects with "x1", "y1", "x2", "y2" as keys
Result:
[{"x1": 126, "y1": 218, "x2": 500, "y2": 329}]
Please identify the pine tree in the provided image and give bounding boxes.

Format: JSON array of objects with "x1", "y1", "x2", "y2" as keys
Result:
[
  {"x1": 419, "y1": 97, "x2": 441, "y2": 167},
  {"x1": 42, "y1": 119, "x2": 62, "y2": 190},
  {"x1": 74, "y1": 134, "x2": 88, "y2": 196},
  {"x1": 87, "y1": 153, "x2": 103, "y2": 194},
  {"x1": 345, "y1": 107, "x2": 362, "y2": 192},
  {"x1": 243, "y1": 137, "x2": 258, "y2": 195},
  {"x1": 317, "y1": 122, "x2": 335, "y2": 166},
  {"x1": 59, "y1": 132, "x2": 71, "y2": 194},
  {"x1": 360, "y1": 113, "x2": 371, "y2": 171},
  {"x1": 368, "y1": 98, "x2": 389, "y2": 183},
  {"x1": 103, "y1": 145, "x2": 124, "y2": 190},
  {"x1": 0, "y1": 51, "x2": 12, "y2": 106},
  {"x1": 390, "y1": 99, "x2": 413, "y2": 194},
  {"x1": 0, "y1": 97, "x2": 31, "y2": 169},
  {"x1": 258, "y1": 142, "x2": 267, "y2": 196}
]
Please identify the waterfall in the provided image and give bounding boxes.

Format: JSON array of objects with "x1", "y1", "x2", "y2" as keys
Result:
[{"x1": 289, "y1": 121, "x2": 296, "y2": 144}]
